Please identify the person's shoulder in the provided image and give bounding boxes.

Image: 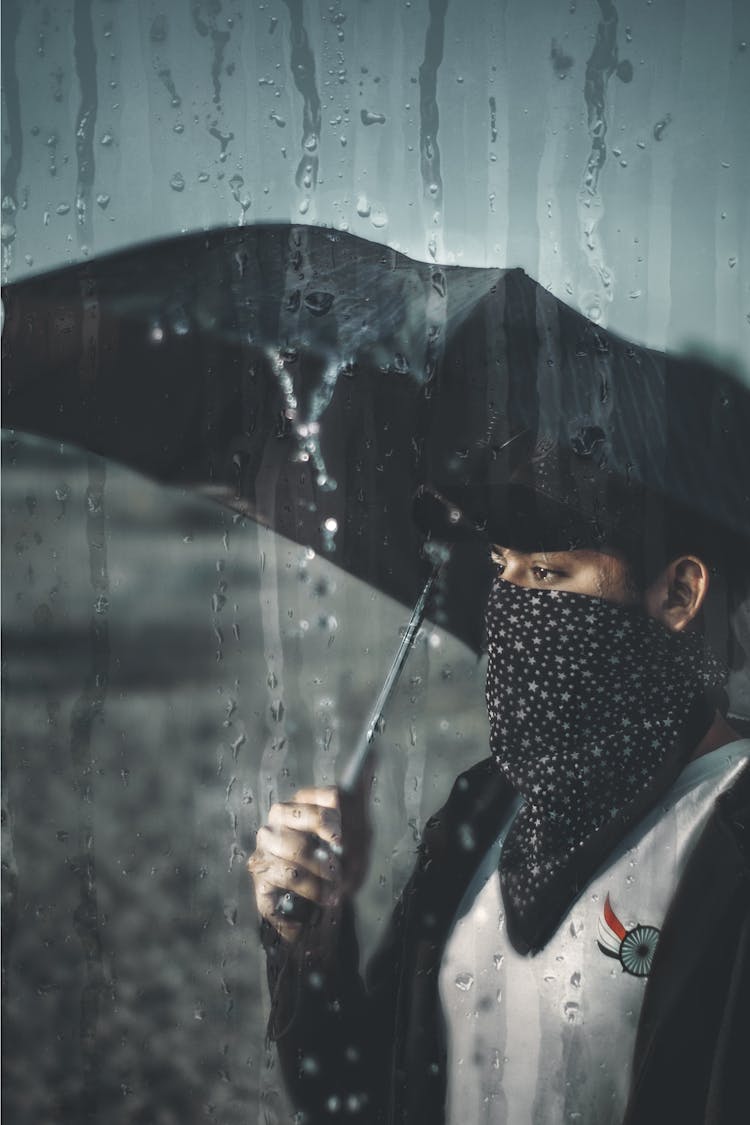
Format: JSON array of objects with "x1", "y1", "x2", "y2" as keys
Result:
[
  {"x1": 679, "y1": 744, "x2": 750, "y2": 877},
  {"x1": 670, "y1": 737, "x2": 750, "y2": 807},
  {"x1": 713, "y1": 749, "x2": 750, "y2": 859}
]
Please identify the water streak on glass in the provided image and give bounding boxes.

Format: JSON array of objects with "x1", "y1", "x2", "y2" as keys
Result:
[
  {"x1": 419, "y1": 0, "x2": 450, "y2": 259},
  {"x1": 68, "y1": 457, "x2": 110, "y2": 1123},
  {"x1": 577, "y1": 0, "x2": 626, "y2": 325},
  {"x1": 283, "y1": 0, "x2": 322, "y2": 208},
  {"x1": 72, "y1": 0, "x2": 97, "y2": 248}
]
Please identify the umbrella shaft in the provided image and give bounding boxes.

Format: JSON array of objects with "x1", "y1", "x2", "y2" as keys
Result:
[{"x1": 338, "y1": 558, "x2": 445, "y2": 793}]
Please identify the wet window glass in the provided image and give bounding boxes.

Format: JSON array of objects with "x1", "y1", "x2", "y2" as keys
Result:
[{"x1": 2, "y1": 2, "x2": 748, "y2": 1123}]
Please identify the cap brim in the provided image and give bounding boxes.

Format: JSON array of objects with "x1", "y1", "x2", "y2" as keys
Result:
[{"x1": 413, "y1": 482, "x2": 632, "y2": 553}]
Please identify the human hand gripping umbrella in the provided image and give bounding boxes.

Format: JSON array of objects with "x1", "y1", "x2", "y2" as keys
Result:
[{"x1": 4, "y1": 222, "x2": 749, "y2": 926}]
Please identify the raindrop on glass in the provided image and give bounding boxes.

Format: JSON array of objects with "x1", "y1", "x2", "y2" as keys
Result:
[{"x1": 304, "y1": 291, "x2": 335, "y2": 317}]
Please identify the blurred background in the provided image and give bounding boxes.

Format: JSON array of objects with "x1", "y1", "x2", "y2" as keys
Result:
[{"x1": 2, "y1": 1, "x2": 748, "y2": 1122}]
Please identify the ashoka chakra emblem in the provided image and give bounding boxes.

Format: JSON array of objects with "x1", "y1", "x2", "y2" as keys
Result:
[{"x1": 619, "y1": 924, "x2": 660, "y2": 977}]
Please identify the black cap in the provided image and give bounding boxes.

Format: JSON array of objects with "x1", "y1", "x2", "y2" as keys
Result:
[
  {"x1": 415, "y1": 438, "x2": 652, "y2": 551},
  {"x1": 414, "y1": 434, "x2": 749, "y2": 588}
]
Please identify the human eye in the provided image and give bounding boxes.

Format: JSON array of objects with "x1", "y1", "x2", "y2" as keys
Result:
[
  {"x1": 531, "y1": 565, "x2": 566, "y2": 584},
  {"x1": 489, "y1": 547, "x2": 506, "y2": 573}
]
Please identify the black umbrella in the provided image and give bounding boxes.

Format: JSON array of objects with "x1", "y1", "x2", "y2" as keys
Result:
[{"x1": 3, "y1": 220, "x2": 749, "y2": 691}]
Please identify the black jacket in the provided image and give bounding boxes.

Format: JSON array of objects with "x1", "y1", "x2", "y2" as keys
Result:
[{"x1": 262, "y1": 758, "x2": 750, "y2": 1124}]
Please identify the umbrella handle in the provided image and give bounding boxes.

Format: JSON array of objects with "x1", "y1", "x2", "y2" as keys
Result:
[{"x1": 270, "y1": 555, "x2": 448, "y2": 925}]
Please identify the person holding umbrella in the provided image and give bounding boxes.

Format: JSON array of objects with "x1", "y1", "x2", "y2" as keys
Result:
[{"x1": 248, "y1": 434, "x2": 750, "y2": 1124}]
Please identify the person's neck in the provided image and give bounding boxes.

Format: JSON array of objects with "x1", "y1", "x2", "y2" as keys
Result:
[{"x1": 688, "y1": 710, "x2": 740, "y2": 762}]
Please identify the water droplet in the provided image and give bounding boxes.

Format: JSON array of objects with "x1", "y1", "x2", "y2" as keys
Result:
[
  {"x1": 570, "y1": 971, "x2": 581, "y2": 988},
  {"x1": 150, "y1": 13, "x2": 168, "y2": 41},
  {"x1": 454, "y1": 972, "x2": 474, "y2": 992},
  {"x1": 360, "y1": 109, "x2": 386, "y2": 126},
  {"x1": 570, "y1": 424, "x2": 606, "y2": 458},
  {"x1": 431, "y1": 271, "x2": 447, "y2": 298},
  {"x1": 304, "y1": 291, "x2": 334, "y2": 317},
  {"x1": 55, "y1": 203, "x2": 71, "y2": 215},
  {"x1": 298, "y1": 198, "x2": 310, "y2": 215},
  {"x1": 96, "y1": 193, "x2": 110, "y2": 209},
  {"x1": 100, "y1": 132, "x2": 114, "y2": 146},
  {"x1": 356, "y1": 194, "x2": 371, "y2": 217},
  {"x1": 653, "y1": 114, "x2": 672, "y2": 142},
  {"x1": 371, "y1": 208, "x2": 388, "y2": 228},
  {"x1": 170, "y1": 172, "x2": 185, "y2": 192}
]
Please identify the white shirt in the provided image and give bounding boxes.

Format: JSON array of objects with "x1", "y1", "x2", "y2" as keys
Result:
[{"x1": 439, "y1": 740, "x2": 750, "y2": 1125}]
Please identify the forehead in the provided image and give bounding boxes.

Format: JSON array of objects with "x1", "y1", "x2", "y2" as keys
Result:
[{"x1": 492, "y1": 545, "x2": 626, "y2": 568}]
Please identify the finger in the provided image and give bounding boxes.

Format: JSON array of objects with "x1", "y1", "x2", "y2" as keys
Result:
[
  {"x1": 267, "y1": 802, "x2": 343, "y2": 850},
  {"x1": 267, "y1": 916, "x2": 304, "y2": 944},
  {"x1": 255, "y1": 826, "x2": 342, "y2": 882},
  {"x1": 252, "y1": 857, "x2": 338, "y2": 909},
  {"x1": 292, "y1": 786, "x2": 340, "y2": 809}
]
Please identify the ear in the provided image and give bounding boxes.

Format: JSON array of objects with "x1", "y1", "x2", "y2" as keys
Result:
[{"x1": 644, "y1": 556, "x2": 709, "y2": 632}]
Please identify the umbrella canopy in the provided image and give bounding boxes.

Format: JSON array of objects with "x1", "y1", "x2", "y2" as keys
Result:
[{"x1": 3, "y1": 222, "x2": 749, "y2": 650}]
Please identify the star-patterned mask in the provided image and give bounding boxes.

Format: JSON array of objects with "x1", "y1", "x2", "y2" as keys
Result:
[{"x1": 484, "y1": 579, "x2": 726, "y2": 953}]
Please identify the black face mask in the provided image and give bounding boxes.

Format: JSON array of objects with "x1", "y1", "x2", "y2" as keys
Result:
[{"x1": 485, "y1": 579, "x2": 726, "y2": 954}]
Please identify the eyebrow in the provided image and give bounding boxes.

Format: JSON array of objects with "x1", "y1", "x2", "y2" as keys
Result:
[{"x1": 490, "y1": 546, "x2": 574, "y2": 565}]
